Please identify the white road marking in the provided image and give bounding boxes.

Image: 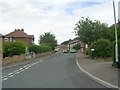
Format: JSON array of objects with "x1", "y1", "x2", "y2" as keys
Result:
[
  {"x1": 2, "y1": 76, "x2": 7, "y2": 79},
  {"x1": 20, "y1": 69, "x2": 25, "y2": 72},
  {"x1": 8, "y1": 73, "x2": 13, "y2": 76},
  {"x1": 19, "y1": 68, "x2": 23, "y2": 70},
  {"x1": 25, "y1": 67, "x2": 29, "y2": 69},
  {"x1": 34, "y1": 63, "x2": 36, "y2": 65},
  {"x1": 9, "y1": 75, "x2": 14, "y2": 77},
  {"x1": 36, "y1": 62, "x2": 38, "y2": 64},
  {"x1": 3, "y1": 78, "x2": 8, "y2": 81},
  {"x1": 23, "y1": 66, "x2": 27, "y2": 68},
  {"x1": 28, "y1": 65, "x2": 31, "y2": 68},
  {"x1": 15, "y1": 71, "x2": 20, "y2": 74},
  {"x1": 13, "y1": 70, "x2": 19, "y2": 73}
]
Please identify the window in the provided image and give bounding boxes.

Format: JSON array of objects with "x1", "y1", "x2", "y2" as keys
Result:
[{"x1": 4, "y1": 38, "x2": 9, "y2": 42}]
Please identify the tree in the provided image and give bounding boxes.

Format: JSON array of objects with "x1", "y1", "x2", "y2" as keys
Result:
[
  {"x1": 74, "y1": 17, "x2": 110, "y2": 45},
  {"x1": 39, "y1": 32, "x2": 57, "y2": 50},
  {"x1": 73, "y1": 43, "x2": 81, "y2": 50}
]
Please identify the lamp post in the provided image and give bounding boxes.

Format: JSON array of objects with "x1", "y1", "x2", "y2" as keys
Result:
[{"x1": 113, "y1": 0, "x2": 119, "y2": 68}]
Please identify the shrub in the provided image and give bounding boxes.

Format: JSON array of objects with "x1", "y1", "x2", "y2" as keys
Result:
[
  {"x1": 88, "y1": 39, "x2": 112, "y2": 58},
  {"x1": 3, "y1": 41, "x2": 25, "y2": 57},
  {"x1": 39, "y1": 44, "x2": 52, "y2": 53},
  {"x1": 29, "y1": 45, "x2": 40, "y2": 53},
  {"x1": 28, "y1": 44, "x2": 52, "y2": 53},
  {"x1": 112, "y1": 40, "x2": 120, "y2": 67}
]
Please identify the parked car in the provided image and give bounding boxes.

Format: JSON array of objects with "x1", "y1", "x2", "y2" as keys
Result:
[
  {"x1": 63, "y1": 50, "x2": 68, "y2": 53},
  {"x1": 70, "y1": 49, "x2": 76, "y2": 53}
]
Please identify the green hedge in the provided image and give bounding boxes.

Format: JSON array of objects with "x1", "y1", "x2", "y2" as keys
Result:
[
  {"x1": 3, "y1": 41, "x2": 25, "y2": 57},
  {"x1": 88, "y1": 39, "x2": 112, "y2": 58},
  {"x1": 29, "y1": 44, "x2": 52, "y2": 53},
  {"x1": 28, "y1": 45, "x2": 40, "y2": 53},
  {"x1": 112, "y1": 40, "x2": 120, "y2": 67}
]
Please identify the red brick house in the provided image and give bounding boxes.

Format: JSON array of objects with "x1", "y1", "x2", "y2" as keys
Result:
[
  {"x1": 3, "y1": 29, "x2": 34, "y2": 47},
  {"x1": 55, "y1": 44, "x2": 69, "y2": 52}
]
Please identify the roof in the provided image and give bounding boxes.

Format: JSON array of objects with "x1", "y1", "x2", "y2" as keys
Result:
[
  {"x1": 4, "y1": 29, "x2": 34, "y2": 38},
  {"x1": 68, "y1": 39, "x2": 80, "y2": 45},
  {"x1": 56, "y1": 44, "x2": 68, "y2": 48}
]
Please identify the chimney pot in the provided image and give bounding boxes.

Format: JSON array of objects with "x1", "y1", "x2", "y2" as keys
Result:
[{"x1": 21, "y1": 29, "x2": 24, "y2": 31}]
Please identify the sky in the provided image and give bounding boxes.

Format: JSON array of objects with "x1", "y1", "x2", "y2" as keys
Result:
[{"x1": 0, "y1": 0, "x2": 120, "y2": 44}]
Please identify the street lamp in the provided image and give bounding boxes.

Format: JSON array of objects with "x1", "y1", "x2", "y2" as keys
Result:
[{"x1": 113, "y1": 0, "x2": 119, "y2": 68}]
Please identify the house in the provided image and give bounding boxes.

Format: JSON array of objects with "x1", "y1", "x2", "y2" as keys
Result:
[
  {"x1": 55, "y1": 44, "x2": 69, "y2": 52},
  {"x1": 3, "y1": 29, "x2": 34, "y2": 47},
  {"x1": 67, "y1": 38, "x2": 88, "y2": 53}
]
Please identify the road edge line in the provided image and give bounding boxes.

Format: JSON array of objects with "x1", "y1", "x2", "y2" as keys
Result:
[{"x1": 76, "y1": 59, "x2": 120, "y2": 89}]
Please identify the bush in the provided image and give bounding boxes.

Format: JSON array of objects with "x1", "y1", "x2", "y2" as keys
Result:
[
  {"x1": 29, "y1": 45, "x2": 40, "y2": 53},
  {"x1": 28, "y1": 44, "x2": 52, "y2": 53},
  {"x1": 39, "y1": 45, "x2": 52, "y2": 53},
  {"x1": 3, "y1": 41, "x2": 25, "y2": 57},
  {"x1": 112, "y1": 40, "x2": 120, "y2": 67},
  {"x1": 88, "y1": 39, "x2": 112, "y2": 58}
]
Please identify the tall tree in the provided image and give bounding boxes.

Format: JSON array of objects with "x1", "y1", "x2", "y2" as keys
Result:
[
  {"x1": 74, "y1": 17, "x2": 110, "y2": 45},
  {"x1": 39, "y1": 32, "x2": 57, "y2": 50}
]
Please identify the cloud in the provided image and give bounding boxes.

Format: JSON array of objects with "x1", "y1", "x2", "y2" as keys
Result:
[{"x1": 0, "y1": 0, "x2": 119, "y2": 44}]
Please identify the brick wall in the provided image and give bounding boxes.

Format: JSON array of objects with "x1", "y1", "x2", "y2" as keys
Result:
[
  {"x1": 2, "y1": 54, "x2": 26, "y2": 65},
  {"x1": 13, "y1": 37, "x2": 31, "y2": 47},
  {"x1": 0, "y1": 37, "x2": 2, "y2": 65}
]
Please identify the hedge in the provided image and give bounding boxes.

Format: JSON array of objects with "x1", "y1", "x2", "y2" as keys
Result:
[
  {"x1": 88, "y1": 39, "x2": 112, "y2": 58},
  {"x1": 3, "y1": 41, "x2": 25, "y2": 57},
  {"x1": 29, "y1": 44, "x2": 52, "y2": 53}
]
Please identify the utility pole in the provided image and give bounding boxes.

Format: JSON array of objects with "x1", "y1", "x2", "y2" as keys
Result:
[{"x1": 113, "y1": 0, "x2": 119, "y2": 68}]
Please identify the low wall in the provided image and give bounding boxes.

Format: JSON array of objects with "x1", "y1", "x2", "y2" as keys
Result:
[
  {"x1": 2, "y1": 52, "x2": 53, "y2": 65},
  {"x1": 2, "y1": 54, "x2": 26, "y2": 65}
]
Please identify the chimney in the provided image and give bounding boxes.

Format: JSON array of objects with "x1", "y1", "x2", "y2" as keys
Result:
[{"x1": 21, "y1": 28, "x2": 24, "y2": 31}]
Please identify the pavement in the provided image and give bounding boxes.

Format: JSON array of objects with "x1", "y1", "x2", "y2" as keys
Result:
[{"x1": 76, "y1": 52, "x2": 120, "y2": 89}]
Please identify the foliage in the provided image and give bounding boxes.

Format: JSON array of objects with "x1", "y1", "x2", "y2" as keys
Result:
[
  {"x1": 88, "y1": 39, "x2": 112, "y2": 58},
  {"x1": 39, "y1": 32, "x2": 57, "y2": 50},
  {"x1": 74, "y1": 17, "x2": 110, "y2": 45},
  {"x1": 3, "y1": 41, "x2": 25, "y2": 57},
  {"x1": 29, "y1": 44, "x2": 52, "y2": 53},
  {"x1": 112, "y1": 40, "x2": 120, "y2": 67},
  {"x1": 73, "y1": 43, "x2": 81, "y2": 50},
  {"x1": 28, "y1": 45, "x2": 40, "y2": 53},
  {"x1": 39, "y1": 44, "x2": 52, "y2": 53},
  {"x1": 109, "y1": 22, "x2": 120, "y2": 41}
]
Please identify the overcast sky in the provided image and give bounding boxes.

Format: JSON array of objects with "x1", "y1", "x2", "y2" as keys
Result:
[{"x1": 0, "y1": 0, "x2": 119, "y2": 44}]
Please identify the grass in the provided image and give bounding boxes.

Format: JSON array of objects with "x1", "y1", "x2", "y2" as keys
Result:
[{"x1": 95, "y1": 57, "x2": 112, "y2": 62}]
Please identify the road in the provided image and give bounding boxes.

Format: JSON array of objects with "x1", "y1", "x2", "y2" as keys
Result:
[{"x1": 2, "y1": 53, "x2": 107, "y2": 88}]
